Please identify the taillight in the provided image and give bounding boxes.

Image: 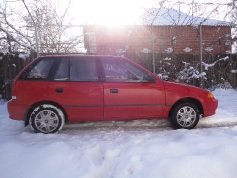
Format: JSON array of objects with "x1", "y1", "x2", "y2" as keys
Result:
[{"x1": 11, "y1": 80, "x2": 17, "y2": 100}]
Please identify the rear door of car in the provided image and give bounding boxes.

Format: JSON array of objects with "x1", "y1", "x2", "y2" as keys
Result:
[
  {"x1": 48, "y1": 56, "x2": 103, "y2": 122},
  {"x1": 15, "y1": 57, "x2": 55, "y2": 105},
  {"x1": 101, "y1": 56, "x2": 166, "y2": 120}
]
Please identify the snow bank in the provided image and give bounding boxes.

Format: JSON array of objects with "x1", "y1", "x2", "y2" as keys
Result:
[{"x1": 0, "y1": 89, "x2": 237, "y2": 178}]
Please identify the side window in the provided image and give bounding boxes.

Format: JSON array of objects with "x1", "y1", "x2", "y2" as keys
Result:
[
  {"x1": 20, "y1": 58, "x2": 54, "y2": 80},
  {"x1": 54, "y1": 58, "x2": 69, "y2": 81},
  {"x1": 102, "y1": 58, "x2": 148, "y2": 82},
  {"x1": 70, "y1": 58, "x2": 99, "y2": 82},
  {"x1": 53, "y1": 57, "x2": 98, "y2": 82}
]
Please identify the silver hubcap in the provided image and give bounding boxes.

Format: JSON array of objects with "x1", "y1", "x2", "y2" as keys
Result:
[
  {"x1": 176, "y1": 106, "x2": 196, "y2": 127},
  {"x1": 34, "y1": 110, "x2": 59, "y2": 133}
]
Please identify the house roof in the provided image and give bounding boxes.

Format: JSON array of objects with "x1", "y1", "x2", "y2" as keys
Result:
[{"x1": 142, "y1": 8, "x2": 232, "y2": 26}]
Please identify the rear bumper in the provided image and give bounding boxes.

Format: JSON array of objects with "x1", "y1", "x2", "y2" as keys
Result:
[
  {"x1": 203, "y1": 98, "x2": 218, "y2": 117},
  {"x1": 7, "y1": 100, "x2": 29, "y2": 120}
]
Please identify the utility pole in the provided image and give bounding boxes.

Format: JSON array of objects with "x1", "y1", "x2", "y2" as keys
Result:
[
  {"x1": 22, "y1": 0, "x2": 39, "y2": 57},
  {"x1": 151, "y1": 26, "x2": 156, "y2": 74},
  {"x1": 199, "y1": 23, "x2": 204, "y2": 88}
]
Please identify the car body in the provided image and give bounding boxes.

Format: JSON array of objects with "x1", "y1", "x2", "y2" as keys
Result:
[{"x1": 8, "y1": 55, "x2": 218, "y2": 133}]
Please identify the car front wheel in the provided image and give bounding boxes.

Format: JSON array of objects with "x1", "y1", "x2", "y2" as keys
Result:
[
  {"x1": 29, "y1": 104, "x2": 65, "y2": 134},
  {"x1": 171, "y1": 102, "x2": 199, "y2": 129}
]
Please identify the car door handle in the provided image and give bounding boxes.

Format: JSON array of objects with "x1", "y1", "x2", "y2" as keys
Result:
[
  {"x1": 55, "y1": 88, "x2": 64, "y2": 93},
  {"x1": 110, "y1": 89, "x2": 118, "y2": 93}
]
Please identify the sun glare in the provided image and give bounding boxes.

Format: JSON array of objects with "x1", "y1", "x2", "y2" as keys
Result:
[{"x1": 72, "y1": 0, "x2": 147, "y2": 26}]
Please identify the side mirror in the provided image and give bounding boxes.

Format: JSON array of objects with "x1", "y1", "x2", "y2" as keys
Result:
[{"x1": 143, "y1": 74, "x2": 156, "y2": 83}]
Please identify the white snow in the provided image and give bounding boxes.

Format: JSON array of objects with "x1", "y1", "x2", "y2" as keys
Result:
[
  {"x1": 18, "y1": 53, "x2": 30, "y2": 60},
  {"x1": 231, "y1": 70, "x2": 237, "y2": 74},
  {"x1": 141, "y1": 48, "x2": 151, "y2": 53},
  {"x1": 0, "y1": 89, "x2": 237, "y2": 178},
  {"x1": 165, "y1": 47, "x2": 173, "y2": 53},
  {"x1": 202, "y1": 56, "x2": 229, "y2": 70},
  {"x1": 163, "y1": 57, "x2": 171, "y2": 61},
  {"x1": 183, "y1": 47, "x2": 192, "y2": 53}
]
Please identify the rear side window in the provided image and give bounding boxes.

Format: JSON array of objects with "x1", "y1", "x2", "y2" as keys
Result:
[
  {"x1": 54, "y1": 58, "x2": 69, "y2": 81},
  {"x1": 19, "y1": 58, "x2": 54, "y2": 80},
  {"x1": 54, "y1": 57, "x2": 99, "y2": 82}
]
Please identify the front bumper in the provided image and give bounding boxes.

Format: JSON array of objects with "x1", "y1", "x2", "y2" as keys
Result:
[{"x1": 203, "y1": 98, "x2": 218, "y2": 117}]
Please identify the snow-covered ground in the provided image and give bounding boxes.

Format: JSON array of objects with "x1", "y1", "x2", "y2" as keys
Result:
[{"x1": 0, "y1": 89, "x2": 237, "y2": 178}]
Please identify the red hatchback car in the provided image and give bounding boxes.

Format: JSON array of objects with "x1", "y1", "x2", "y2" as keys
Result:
[{"x1": 8, "y1": 55, "x2": 218, "y2": 133}]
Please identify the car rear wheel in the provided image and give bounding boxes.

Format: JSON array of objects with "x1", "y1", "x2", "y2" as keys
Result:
[
  {"x1": 171, "y1": 102, "x2": 199, "y2": 129},
  {"x1": 29, "y1": 104, "x2": 65, "y2": 134}
]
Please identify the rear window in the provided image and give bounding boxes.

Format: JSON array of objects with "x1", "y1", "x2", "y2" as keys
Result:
[{"x1": 19, "y1": 58, "x2": 54, "y2": 80}]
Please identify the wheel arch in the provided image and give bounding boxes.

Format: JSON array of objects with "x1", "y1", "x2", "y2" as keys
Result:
[
  {"x1": 168, "y1": 97, "x2": 203, "y2": 119},
  {"x1": 24, "y1": 100, "x2": 68, "y2": 127}
]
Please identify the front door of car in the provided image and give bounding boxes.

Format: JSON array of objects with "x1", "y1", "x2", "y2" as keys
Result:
[
  {"x1": 48, "y1": 57, "x2": 103, "y2": 122},
  {"x1": 101, "y1": 57, "x2": 166, "y2": 120}
]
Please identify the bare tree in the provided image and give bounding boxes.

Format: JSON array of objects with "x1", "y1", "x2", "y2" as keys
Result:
[
  {"x1": 0, "y1": 0, "x2": 83, "y2": 55},
  {"x1": 228, "y1": 0, "x2": 237, "y2": 52},
  {"x1": 25, "y1": 0, "x2": 83, "y2": 54},
  {"x1": 0, "y1": 1, "x2": 34, "y2": 54}
]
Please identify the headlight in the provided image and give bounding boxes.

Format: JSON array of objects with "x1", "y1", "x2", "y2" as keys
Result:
[{"x1": 208, "y1": 92, "x2": 214, "y2": 99}]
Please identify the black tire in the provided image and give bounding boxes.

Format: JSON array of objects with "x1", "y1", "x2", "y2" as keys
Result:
[
  {"x1": 171, "y1": 102, "x2": 199, "y2": 129},
  {"x1": 29, "y1": 104, "x2": 65, "y2": 134}
]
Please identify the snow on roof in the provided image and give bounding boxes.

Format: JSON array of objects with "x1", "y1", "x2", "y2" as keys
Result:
[{"x1": 143, "y1": 8, "x2": 232, "y2": 26}]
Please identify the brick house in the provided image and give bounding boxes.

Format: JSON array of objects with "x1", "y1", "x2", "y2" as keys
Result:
[
  {"x1": 83, "y1": 24, "x2": 232, "y2": 55},
  {"x1": 83, "y1": 8, "x2": 232, "y2": 55}
]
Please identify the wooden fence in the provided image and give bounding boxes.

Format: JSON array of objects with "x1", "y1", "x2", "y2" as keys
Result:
[
  {"x1": 0, "y1": 54, "x2": 34, "y2": 100},
  {"x1": 126, "y1": 52, "x2": 237, "y2": 89},
  {"x1": 0, "y1": 52, "x2": 236, "y2": 100}
]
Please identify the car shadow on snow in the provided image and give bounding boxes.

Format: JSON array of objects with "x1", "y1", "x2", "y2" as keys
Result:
[{"x1": 60, "y1": 118, "x2": 237, "y2": 134}]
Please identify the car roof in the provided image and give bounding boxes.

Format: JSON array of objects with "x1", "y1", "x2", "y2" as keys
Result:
[{"x1": 39, "y1": 54, "x2": 124, "y2": 59}]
